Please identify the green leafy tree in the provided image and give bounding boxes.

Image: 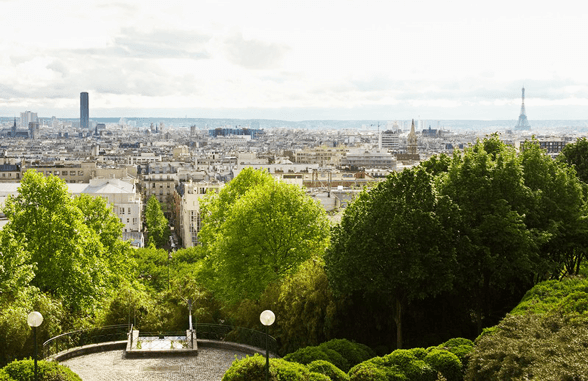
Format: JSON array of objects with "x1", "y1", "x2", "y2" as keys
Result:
[
  {"x1": 145, "y1": 196, "x2": 170, "y2": 248},
  {"x1": 439, "y1": 136, "x2": 536, "y2": 332},
  {"x1": 520, "y1": 139, "x2": 588, "y2": 278},
  {"x1": 2, "y1": 171, "x2": 110, "y2": 311},
  {"x1": 557, "y1": 136, "x2": 588, "y2": 183},
  {"x1": 73, "y1": 193, "x2": 134, "y2": 285},
  {"x1": 326, "y1": 166, "x2": 459, "y2": 349},
  {"x1": 0, "y1": 228, "x2": 33, "y2": 300},
  {"x1": 200, "y1": 168, "x2": 330, "y2": 304}
]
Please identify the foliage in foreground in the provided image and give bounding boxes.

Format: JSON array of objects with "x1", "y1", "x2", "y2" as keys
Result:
[
  {"x1": 222, "y1": 354, "x2": 325, "y2": 381},
  {"x1": 466, "y1": 278, "x2": 588, "y2": 380},
  {"x1": 1, "y1": 359, "x2": 81, "y2": 381},
  {"x1": 283, "y1": 338, "x2": 373, "y2": 372}
]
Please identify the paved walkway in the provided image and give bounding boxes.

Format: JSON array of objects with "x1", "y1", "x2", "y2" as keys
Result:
[{"x1": 61, "y1": 348, "x2": 250, "y2": 381}]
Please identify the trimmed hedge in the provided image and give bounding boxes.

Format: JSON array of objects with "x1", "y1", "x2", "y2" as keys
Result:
[
  {"x1": 319, "y1": 339, "x2": 372, "y2": 370},
  {"x1": 307, "y1": 360, "x2": 349, "y2": 381},
  {"x1": 0, "y1": 369, "x2": 14, "y2": 381},
  {"x1": 284, "y1": 339, "x2": 372, "y2": 373},
  {"x1": 2, "y1": 359, "x2": 81, "y2": 381},
  {"x1": 348, "y1": 358, "x2": 407, "y2": 381},
  {"x1": 424, "y1": 349, "x2": 462, "y2": 381},
  {"x1": 222, "y1": 354, "x2": 313, "y2": 381},
  {"x1": 308, "y1": 373, "x2": 330, "y2": 381}
]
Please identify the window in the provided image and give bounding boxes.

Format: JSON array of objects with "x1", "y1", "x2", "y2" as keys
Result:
[
  {"x1": 128, "y1": 208, "x2": 131, "y2": 213},
  {"x1": 127, "y1": 218, "x2": 130, "y2": 223},
  {"x1": 54, "y1": 171, "x2": 60, "y2": 175},
  {"x1": 121, "y1": 208, "x2": 124, "y2": 214},
  {"x1": 133, "y1": 218, "x2": 137, "y2": 225},
  {"x1": 78, "y1": 171, "x2": 84, "y2": 176}
]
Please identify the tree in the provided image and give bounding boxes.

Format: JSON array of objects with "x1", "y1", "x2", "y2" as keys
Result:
[
  {"x1": 520, "y1": 139, "x2": 588, "y2": 278},
  {"x1": 0, "y1": 228, "x2": 33, "y2": 301},
  {"x1": 73, "y1": 193, "x2": 134, "y2": 285},
  {"x1": 557, "y1": 136, "x2": 588, "y2": 184},
  {"x1": 199, "y1": 168, "x2": 330, "y2": 304},
  {"x1": 1, "y1": 170, "x2": 131, "y2": 312},
  {"x1": 145, "y1": 195, "x2": 170, "y2": 248},
  {"x1": 439, "y1": 136, "x2": 536, "y2": 332},
  {"x1": 325, "y1": 166, "x2": 459, "y2": 349}
]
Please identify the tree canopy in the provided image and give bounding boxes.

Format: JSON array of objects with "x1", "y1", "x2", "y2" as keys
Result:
[
  {"x1": 145, "y1": 195, "x2": 170, "y2": 248},
  {"x1": 326, "y1": 166, "x2": 459, "y2": 348},
  {"x1": 1, "y1": 170, "x2": 132, "y2": 311},
  {"x1": 199, "y1": 168, "x2": 330, "y2": 304}
]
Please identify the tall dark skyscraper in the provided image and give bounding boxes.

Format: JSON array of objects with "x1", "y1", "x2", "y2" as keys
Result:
[{"x1": 80, "y1": 92, "x2": 89, "y2": 129}]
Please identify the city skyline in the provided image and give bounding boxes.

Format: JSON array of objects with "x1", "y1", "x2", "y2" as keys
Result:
[{"x1": 1, "y1": 0, "x2": 588, "y2": 120}]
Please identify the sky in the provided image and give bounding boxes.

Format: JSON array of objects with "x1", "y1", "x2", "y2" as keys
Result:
[{"x1": 1, "y1": 0, "x2": 588, "y2": 120}]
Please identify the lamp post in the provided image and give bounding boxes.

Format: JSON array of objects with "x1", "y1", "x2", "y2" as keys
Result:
[
  {"x1": 27, "y1": 311, "x2": 43, "y2": 381},
  {"x1": 259, "y1": 310, "x2": 275, "y2": 381}
]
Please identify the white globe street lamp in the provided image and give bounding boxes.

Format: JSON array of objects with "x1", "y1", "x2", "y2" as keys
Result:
[
  {"x1": 260, "y1": 310, "x2": 275, "y2": 381},
  {"x1": 28, "y1": 311, "x2": 43, "y2": 381}
]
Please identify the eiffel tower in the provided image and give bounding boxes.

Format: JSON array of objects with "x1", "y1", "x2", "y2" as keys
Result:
[{"x1": 514, "y1": 87, "x2": 531, "y2": 131}]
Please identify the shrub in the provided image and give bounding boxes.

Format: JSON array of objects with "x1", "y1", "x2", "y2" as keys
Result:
[
  {"x1": 222, "y1": 355, "x2": 265, "y2": 381},
  {"x1": 0, "y1": 369, "x2": 14, "y2": 381},
  {"x1": 283, "y1": 347, "x2": 331, "y2": 365},
  {"x1": 2, "y1": 359, "x2": 81, "y2": 381},
  {"x1": 439, "y1": 338, "x2": 474, "y2": 349},
  {"x1": 408, "y1": 347, "x2": 427, "y2": 360},
  {"x1": 348, "y1": 359, "x2": 401, "y2": 381},
  {"x1": 424, "y1": 349, "x2": 462, "y2": 381},
  {"x1": 319, "y1": 339, "x2": 370, "y2": 369},
  {"x1": 284, "y1": 345, "x2": 349, "y2": 372},
  {"x1": 435, "y1": 338, "x2": 474, "y2": 371},
  {"x1": 308, "y1": 373, "x2": 331, "y2": 381},
  {"x1": 382, "y1": 350, "x2": 436, "y2": 381},
  {"x1": 465, "y1": 313, "x2": 588, "y2": 381},
  {"x1": 307, "y1": 360, "x2": 349, "y2": 381},
  {"x1": 319, "y1": 349, "x2": 349, "y2": 374},
  {"x1": 222, "y1": 354, "x2": 312, "y2": 381}
]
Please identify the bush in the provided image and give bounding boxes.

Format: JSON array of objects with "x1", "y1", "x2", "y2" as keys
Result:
[
  {"x1": 2, "y1": 359, "x2": 81, "y2": 381},
  {"x1": 308, "y1": 373, "x2": 331, "y2": 381},
  {"x1": 424, "y1": 349, "x2": 462, "y2": 381},
  {"x1": 435, "y1": 338, "x2": 474, "y2": 372},
  {"x1": 465, "y1": 313, "x2": 588, "y2": 381},
  {"x1": 284, "y1": 347, "x2": 331, "y2": 365},
  {"x1": 408, "y1": 347, "x2": 427, "y2": 360},
  {"x1": 348, "y1": 359, "x2": 399, "y2": 381},
  {"x1": 0, "y1": 369, "x2": 14, "y2": 381},
  {"x1": 307, "y1": 360, "x2": 349, "y2": 381},
  {"x1": 439, "y1": 338, "x2": 474, "y2": 349},
  {"x1": 222, "y1": 354, "x2": 312, "y2": 381},
  {"x1": 382, "y1": 350, "x2": 436, "y2": 381},
  {"x1": 284, "y1": 346, "x2": 349, "y2": 372},
  {"x1": 319, "y1": 339, "x2": 371, "y2": 369}
]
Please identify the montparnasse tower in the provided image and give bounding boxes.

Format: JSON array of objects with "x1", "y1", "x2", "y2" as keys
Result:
[{"x1": 514, "y1": 87, "x2": 531, "y2": 131}]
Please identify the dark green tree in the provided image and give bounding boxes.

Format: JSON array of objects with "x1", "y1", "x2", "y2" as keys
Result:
[
  {"x1": 557, "y1": 136, "x2": 588, "y2": 183},
  {"x1": 326, "y1": 166, "x2": 459, "y2": 349},
  {"x1": 145, "y1": 195, "x2": 170, "y2": 248},
  {"x1": 520, "y1": 139, "x2": 588, "y2": 278},
  {"x1": 439, "y1": 136, "x2": 536, "y2": 332}
]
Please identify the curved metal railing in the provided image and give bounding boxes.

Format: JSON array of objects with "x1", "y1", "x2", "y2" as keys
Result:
[
  {"x1": 42, "y1": 323, "x2": 277, "y2": 358},
  {"x1": 42, "y1": 324, "x2": 129, "y2": 359}
]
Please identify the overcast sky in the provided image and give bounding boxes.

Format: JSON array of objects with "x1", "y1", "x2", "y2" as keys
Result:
[{"x1": 1, "y1": 0, "x2": 587, "y2": 120}]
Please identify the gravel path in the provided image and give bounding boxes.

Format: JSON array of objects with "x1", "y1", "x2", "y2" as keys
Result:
[{"x1": 61, "y1": 348, "x2": 250, "y2": 381}]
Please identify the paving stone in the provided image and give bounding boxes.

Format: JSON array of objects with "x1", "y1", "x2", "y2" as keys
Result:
[{"x1": 61, "y1": 347, "x2": 251, "y2": 380}]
